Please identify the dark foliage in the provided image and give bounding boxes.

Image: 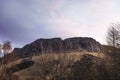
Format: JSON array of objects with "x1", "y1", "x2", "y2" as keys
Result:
[
  {"x1": 71, "y1": 54, "x2": 110, "y2": 80},
  {"x1": 6, "y1": 58, "x2": 34, "y2": 74}
]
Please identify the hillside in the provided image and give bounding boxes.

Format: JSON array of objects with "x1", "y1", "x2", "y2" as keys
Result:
[
  {"x1": 1, "y1": 37, "x2": 102, "y2": 64},
  {"x1": 1, "y1": 50, "x2": 120, "y2": 80},
  {"x1": 0, "y1": 37, "x2": 120, "y2": 80},
  {"x1": 1, "y1": 52, "x2": 107, "y2": 80}
]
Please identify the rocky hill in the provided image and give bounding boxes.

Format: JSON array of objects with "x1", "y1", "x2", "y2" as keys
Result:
[
  {"x1": 2, "y1": 37, "x2": 102, "y2": 63},
  {"x1": 1, "y1": 47, "x2": 120, "y2": 80},
  {"x1": 14, "y1": 37, "x2": 101, "y2": 57},
  {"x1": 1, "y1": 38, "x2": 120, "y2": 80}
]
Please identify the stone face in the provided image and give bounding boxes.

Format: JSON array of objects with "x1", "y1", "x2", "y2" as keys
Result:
[
  {"x1": 33, "y1": 38, "x2": 64, "y2": 53},
  {"x1": 64, "y1": 37, "x2": 101, "y2": 52},
  {"x1": 14, "y1": 38, "x2": 64, "y2": 58},
  {"x1": 10, "y1": 37, "x2": 102, "y2": 58}
]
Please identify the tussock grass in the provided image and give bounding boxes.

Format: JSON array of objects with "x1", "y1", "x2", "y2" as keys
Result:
[{"x1": 0, "y1": 52, "x2": 116, "y2": 80}]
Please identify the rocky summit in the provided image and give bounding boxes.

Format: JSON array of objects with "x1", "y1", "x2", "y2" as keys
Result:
[
  {"x1": 64, "y1": 37, "x2": 101, "y2": 52},
  {"x1": 10, "y1": 37, "x2": 102, "y2": 58}
]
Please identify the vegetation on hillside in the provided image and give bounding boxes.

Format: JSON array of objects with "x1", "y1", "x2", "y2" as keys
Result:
[{"x1": 0, "y1": 50, "x2": 119, "y2": 80}]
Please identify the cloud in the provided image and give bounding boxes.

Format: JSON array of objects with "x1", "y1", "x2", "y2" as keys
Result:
[
  {"x1": 0, "y1": 0, "x2": 120, "y2": 47},
  {"x1": 46, "y1": 0, "x2": 120, "y2": 43}
]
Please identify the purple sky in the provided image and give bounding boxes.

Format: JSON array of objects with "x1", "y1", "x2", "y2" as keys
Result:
[{"x1": 0, "y1": 0, "x2": 120, "y2": 48}]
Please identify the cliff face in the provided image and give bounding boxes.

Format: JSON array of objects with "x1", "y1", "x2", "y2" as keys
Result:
[
  {"x1": 31, "y1": 38, "x2": 64, "y2": 53},
  {"x1": 64, "y1": 37, "x2": 101, "y2": 52},
  {"x1": 11, "y1": 37, "x2": 102, "y2": 58}
]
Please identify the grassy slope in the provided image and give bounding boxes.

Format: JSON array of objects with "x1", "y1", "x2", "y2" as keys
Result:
[
  {"x1": 1, "y1": 47, "x2": 120, "y2": 80},
  {"x1": 3, "y1": 52, "x2": 105, "y2": 80}
]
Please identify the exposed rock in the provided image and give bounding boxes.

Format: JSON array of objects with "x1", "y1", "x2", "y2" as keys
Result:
[
  {"x1": 18, "y1": 38, "x2": 64, "y2": 58},
  {"x1": 9, "y1": 37, "x2": 102, "y2": 59},
  {"x1": 6, "y1": 58, "x2": 34, "y2": 74},
  {"x1": 64, "y1": 37, "x2": 101, "y2": 52},
  {"x1": 30, "y1": 38, "x2": 64, "y2": 53}
]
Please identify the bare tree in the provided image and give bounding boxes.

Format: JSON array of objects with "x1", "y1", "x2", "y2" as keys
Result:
[
  {"x1": 0, "y1": 41, "x2": 12, "y2": 80},
  {"x1": 0, "y1": 43, "x2": 3, "y2": 57},
  {"x1": 0, "y1": 41, "x2": 12, "y2": 65},
  {"x1": 107, "y1": 23, "x2": 120, "y2": 48},
  {"x1": 2, "y1": 41, "x2": 12, "y2": 55}
]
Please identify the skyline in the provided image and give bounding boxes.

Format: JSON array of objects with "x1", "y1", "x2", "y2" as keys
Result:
[{"x1": 0, "y1": 0, "x2": 120, "y2": 47}]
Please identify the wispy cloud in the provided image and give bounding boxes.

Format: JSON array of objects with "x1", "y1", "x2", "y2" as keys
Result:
[{"x1": 0, "y1": 0, "x2": 120, "y2": 47}]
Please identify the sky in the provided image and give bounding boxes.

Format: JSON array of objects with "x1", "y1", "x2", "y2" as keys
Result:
[{"x1": 0, "y1": 0, "x2": 120, "y2": 48}]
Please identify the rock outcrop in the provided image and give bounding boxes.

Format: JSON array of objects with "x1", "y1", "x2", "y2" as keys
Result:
[
  {"x1": 10, "y1": 37, "x2": 102, "y2": 58},
  {"x1": 64, "y1": 37, "x2": 101, "y2": 52},
  {"x1": 6, "y1": 58, "x2": 34, "y2": 74}
]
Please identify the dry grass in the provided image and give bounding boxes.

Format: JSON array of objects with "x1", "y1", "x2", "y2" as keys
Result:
[
  {"x1": 32, "y1": 52, "x2": 105, "y2": 61},
  {"x1": 0, "y1": 52, "x2": 114, "y2": 80},
  {"x1": 12, "y1": 52, "x2": 105, "y2": 80}
]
